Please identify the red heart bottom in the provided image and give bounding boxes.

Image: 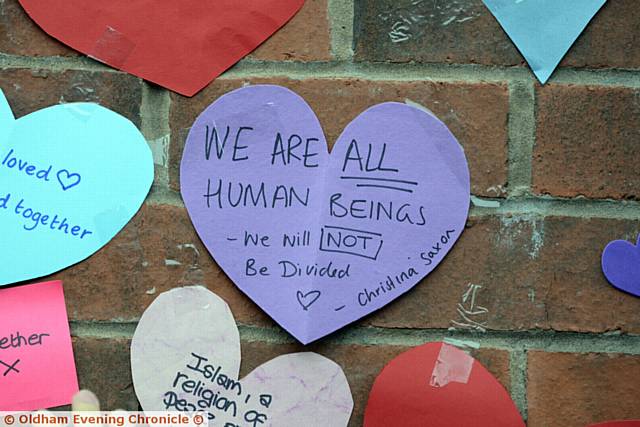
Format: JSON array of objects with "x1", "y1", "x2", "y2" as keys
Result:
[{"x1": 364, "y1": 342, "x2": 525, "y2": 427}]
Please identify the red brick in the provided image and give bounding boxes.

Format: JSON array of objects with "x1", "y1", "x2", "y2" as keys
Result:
[
  {"x1": 472, "y1": 347, "x2": 512, "y2": 392},
  {"x1": 239, "y1": 342, "x2": 510, "y2": 427},
  {"x1": 365, "y1": 216, "x2": 640, "y2": 335},
  {"x1": 355, "y1": 0, "x2": 640, "y2": 71},
  {"x1": 0, "y1": 69, "x2": 142, "y2": 125},
  {"x1": 54, "y1": 205, "x2": 640, "y2": 336},
  {"x1": 0, "y1": 0, "x2": 77, "y2": 57},
  {"x1": 51, "y1": 204, "x2": 274, "y2": 328},
  {"x1": 72, "y1": 338, "x2": 139, "y2": 410},
  {"x1": 251, "y1": 0, "x2": 331, "y2": 62},
  {"x1": 528, "y1": 351, "x2": 640, "y2": 427},
  {"x1": 534, "y1": 84, "x2": 640, "y2": 199},
  {"x1": 560, "y1": 0, "x2": 640, "y2": 70},
  {"x1": 169, "y1": 77, "x2": 509, "y2": 196},
  {"x1": 364, "y1": 215, "x2": 541, "y2": 331},
  {"x1": 533, "y1": 217, "x2": 640, "y2": 335},
  {"x1": 354, "y1": 0, "x2": 523, "y2": 66}
]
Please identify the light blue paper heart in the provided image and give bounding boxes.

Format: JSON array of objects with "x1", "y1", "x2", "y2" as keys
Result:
[
  {"x1": 483, "y1": 0, "x2": 607, "y2": 84},
  {"x1": 0, "y1": 90, "x2": 153, "y2": 286}
]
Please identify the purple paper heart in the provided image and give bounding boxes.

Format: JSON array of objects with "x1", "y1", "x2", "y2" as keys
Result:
[
  {"x1": 602, "y1": 235, "x2": 640, "y2": 297},
  {"x1": 180, "y1": 85, "x2": 470, "y2": 344}
]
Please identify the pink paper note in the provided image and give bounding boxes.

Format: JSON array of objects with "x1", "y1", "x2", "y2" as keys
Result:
[{"x1": 0, "y1": 281, "x2": 78, "y2": 410}]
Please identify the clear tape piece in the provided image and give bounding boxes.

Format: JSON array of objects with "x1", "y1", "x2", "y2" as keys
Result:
[
  {"x1": 429, "y1": 343, "x2": 474, "y2": 388},
  {"x1": 89, "y1": 26, "x2": 136, "y2": 68}
]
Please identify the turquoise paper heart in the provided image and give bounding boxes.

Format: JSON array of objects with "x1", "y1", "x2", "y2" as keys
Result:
[{"x1": 0, "y1": 90, "x2": 153, "y2": 286}]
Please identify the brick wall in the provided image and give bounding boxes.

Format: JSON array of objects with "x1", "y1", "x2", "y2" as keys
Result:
[{"x1": 2, "y1": 0, "x2": 640, "y2": 425}]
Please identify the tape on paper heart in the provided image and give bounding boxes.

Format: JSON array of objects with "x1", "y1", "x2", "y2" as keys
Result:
[
  {"x1": 180, "y1": 85, "x2": 470, "y2": 343},
  {"x1": 131, "y1": 286, "x2": 353, "y2": 426},
  {"x1": 0, "y1": 90, "x2": 153, "y2": 286},
  {"x1": 363, "y1": 342, "x2": 525, "y2": 427},
  {"x1": 602, "y1": 235, "x2": 640, "y2": 297},
  {"x1": 17, "y1": 0, "x2": 304, "y2": 96}
]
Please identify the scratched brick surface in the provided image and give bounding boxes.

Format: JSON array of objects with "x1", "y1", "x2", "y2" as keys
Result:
[
  {"x1": 354, "y1": 0, "x2": 640, "y2": 70},
  {"x1": 528, "y1": 351, "x2": 640, "y2": 427},
  {"x1": 367, "y1": 215, "x2": 640, "y2": 334},
  {"x1": 354, "y1": 0, "x2": 522, "y2": 66},
  {"x1": 49, "y1": 206, "x2": 640, "y2": 336},
  {"x1": 0, "y1": 69, "x2": 142, "y2": 125},
  {"x1": 534, "y1": 83, "x2": 640, "y2": 199},
  {"x1": 0, "y1": 0, "x2": 77, "y2": 57}
]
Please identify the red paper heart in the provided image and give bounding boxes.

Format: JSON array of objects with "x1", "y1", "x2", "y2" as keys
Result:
[
  {"x1": 17, "y1": 0, "x2": 304, "y2": 96},
  {"x1": 364, "y1": 342, "x2": 525, "y2": 427}
]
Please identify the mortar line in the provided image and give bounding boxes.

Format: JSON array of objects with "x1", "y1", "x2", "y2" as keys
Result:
[
  {"x1": 239, "y1": 326, "x2": 640, "y2": 354},
  {"x1": 509, "y1": 350, "x2": 528, "y2": 421},
  {"x1": 71, "y1": 321, "x2": 640, "y2": 355},
  {"x1": 0, "y1": 54, "x2": 117, "y2": 72},
  {"x1": 71, "y1": 321, "x2": 138, "y2": 339},
  {"x1": 140, "y1": 84, "x2": 171, "y2": 139},
  {"x1": 140, "y1": 83, "x2": 172, "y2": 195},
  {"x1": 328, "y1": 0, "x2": 355, "y2": 60},
  {"x1": 145, "y1": 186, "x2": 184, "y2": 206},
  {"x1": 144, "y1": 187, "x2": 640, "y2": 220},
  {"x1": 222, "y1": 61, "x2": 640, "y2": 86},
  {"x1": 550, "y1": 67, "x2": 640, "y2": 88},
  {"x1": 220, "y1": 61, "x2": 540, "y2": 83},
  {"x1": 3, "y1": 52, "x2": 640, "y2": 87},
  {"x1": 469, "y1": 196, "x2": 640, "y2": 220},
  {"x1": 506, "y1": 79, "x2": 536, "y2": 197}
]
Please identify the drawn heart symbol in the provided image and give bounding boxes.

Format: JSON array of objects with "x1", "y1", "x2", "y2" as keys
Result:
[
  {"x1": 56, "y1": 169, "x2": 81, "y2": 191},
  {"x1": 363, "y1": 342, "x2": 525, "y2": 427},
  {"x1": 17, "y1": 0, "x2": 304, "y2": 96},
  {"x1": 602, "y1": 235, "x2": 640, "y2": 297},
  {"x1": 131, "y1": 287, "x2": 353, "y2": 426},
  {"x1": 0, "y1": 90, "x2": 153, "y2": 286},
  {"x1": 297, "y1": 290, "x2": 321, "y2": 311},
  {"x1": 180, "y1": 85, "x2": 470, "y2": 344}
]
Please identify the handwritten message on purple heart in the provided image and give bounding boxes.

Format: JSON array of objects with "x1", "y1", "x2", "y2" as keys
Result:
[
  {"x1": 602, "y1": 235, "x2": 640, "y2": 297},
  {"x1": 180, "y1": 85, "x2": 470, "y2": 343}
]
